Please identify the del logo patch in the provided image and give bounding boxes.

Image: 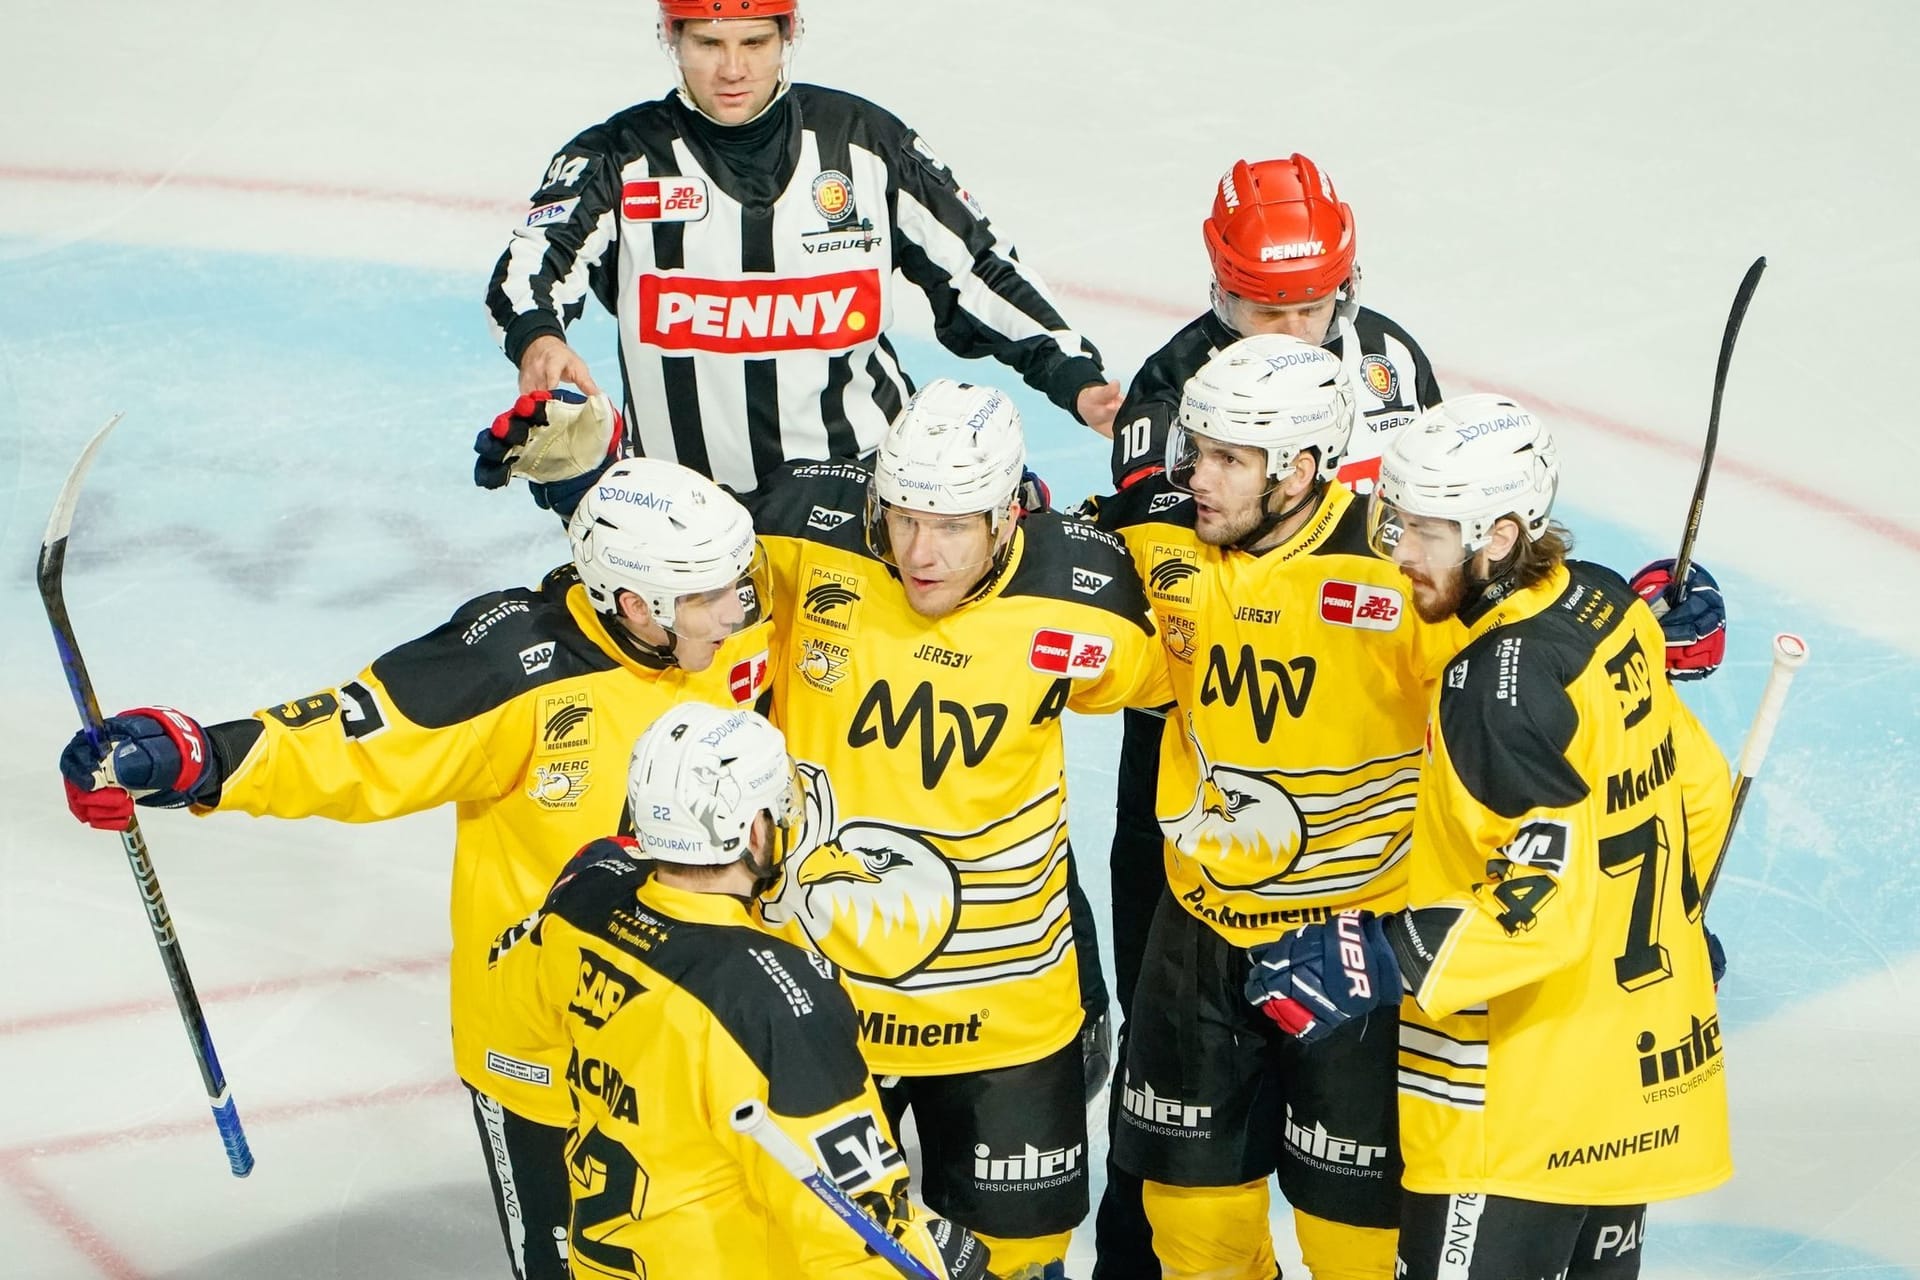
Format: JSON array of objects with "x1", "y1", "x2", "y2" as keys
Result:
[
  {"x1": 620, "y1": 177, "x2": 709, "y2": 222},
  {"x1": 1029, "y1": 629, "x2": 1112, "y2": 678},
  {"x1": 1319, "y1": 580, "x2": 1403, "y2": 630},
  {"x1": 729, "y1": 650, "x2": 770, "y2": 704}
]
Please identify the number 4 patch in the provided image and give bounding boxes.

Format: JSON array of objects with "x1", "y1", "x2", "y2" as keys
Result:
[{"x1": 1483, "y1": 819, "x2": 1570, "y2": 934}]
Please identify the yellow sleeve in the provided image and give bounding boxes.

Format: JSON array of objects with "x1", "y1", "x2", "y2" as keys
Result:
[{"x1": 1671, "y1": 693, "x2": 1735, "y2": 909}]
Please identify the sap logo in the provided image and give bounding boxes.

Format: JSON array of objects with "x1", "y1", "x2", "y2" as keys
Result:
[
  {"x1": 812, "y1": 1112, "x2": 907, "y2": 1192},
  {"x1": 1606, "y1": 634, "x2": 1654, "y2": 729},
  {"x1": 1199, "y1": 645, "x2": 1317, "y2": 742},
  {"x1": 518, "y1": 642, "x2": 555, "y2": 675},
  {"x1": 972, "y1": 1140, "x2": 1085, "y2": 1187},
  {"x1": 1446, "y1": 660, "x2": 1469, "y2": 690},
  {"x1": 1071, "y1": 567, "x2": 1113, "y2": 595},
  {"x1": 1259, "y1": 239, "x2": 1324, "y2": 261},
  {"x1": 806, "y1": 505, "x2": 853, "y2": 531},
  {"x1": 1497, "y1": 819, "x2": 1569, "y2": 876},
  {"x1": 848, "y1": 679, "x2": 1007, "y2": 789},
  {"x1": 1147, "y1": 491, "x2": 1189, "y2": 515},
  {"x1": 639, "y1": 269, "x2": 882, "y2": 354},
  {"x1": 1283, "y1": 1104, "x2": 1389, "y2": 1168},
  {"x1": 619, "y1": 176, "x2": 709, "y2": 222},
  {"x1": 567, "y1": 952, "x2": 642, "y2": 1029},
  {"x1": 525, "y1": 197, "x2": 579, "y2": 228}
]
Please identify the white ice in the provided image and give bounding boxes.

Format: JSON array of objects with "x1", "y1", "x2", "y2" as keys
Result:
[{"x1": 2, "y1": 2, "x2": 1917, "y2": 1276}]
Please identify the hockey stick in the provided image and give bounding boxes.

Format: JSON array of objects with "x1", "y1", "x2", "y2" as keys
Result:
[
  {"x1": 1658, "y1": 255, "x2": 1767, "y2": 616},
  {"x1": 729, "y1": 1099, "x2": 939, "y2": 1280},
  {"x1": 1700, "y1": 631, "x2": 1810, "y2": 908},
  {"x1": 39, "y1": 414, "x2": 256, "y2": 1178}
]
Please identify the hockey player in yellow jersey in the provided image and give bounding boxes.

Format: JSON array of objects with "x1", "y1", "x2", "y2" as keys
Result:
[
  {"x1": 744, "y1": 379, "x2": 1175, "y2": 1279},
  {"x1": 57, "y1": 459, "x2": 775, "y2": 1280},
  {"x1": 1082, "y1": 334, "x2": 1460, "y2": 1280},
  {"x1": 485, "y1": 702, "x2": 993, "y2": 1280},
  {"x1": 1247, "y1": 396, "x2": 1735, "y2": 1280}
]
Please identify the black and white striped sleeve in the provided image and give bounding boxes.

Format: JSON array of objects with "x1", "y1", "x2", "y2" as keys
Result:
[
  {"x1": 884, "y1": 124, "x2": 1107, "y2": 419},
  {"x1": 484, "y1": 126, "x2": 629, "y2": 368}
]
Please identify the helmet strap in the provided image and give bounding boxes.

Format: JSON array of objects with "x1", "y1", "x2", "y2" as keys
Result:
[{"x1": 1233, "y1": 476, "x2": 1324, "y2": 554}]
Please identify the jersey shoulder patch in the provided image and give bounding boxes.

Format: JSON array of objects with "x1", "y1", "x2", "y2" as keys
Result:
[
  {"x1": 370, "y1": 570, "x2": 616, "y2": 730},
  {"x1": 748, "y1": 461, "x2": 872, "y2": 549},
  {"x1": 649, "y1": 919, "x2": 870, "y2": 1118},
  {"x1": 1437, "y1": 608, "x2": 1588, "y2": 819},
  {"x1": 1304, "y1": 489, "x2": 1377, "y2": 560},
  {"x1": 1001, "y1": 513, "x2": 1154, "y2": 632}
]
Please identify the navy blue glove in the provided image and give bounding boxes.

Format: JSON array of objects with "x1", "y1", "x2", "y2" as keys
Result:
[
  {"x1": 1245, "y1": 911, "x2": 1401, "y2": 1044},
  {"x1": 542, "y1": 836, "x2": 649, "y2": 915},
  {"x1": 1706, "y1": 926, "x2": 1727, "y2": 989},
  {"x1": 1629, "y1": 558, "x2": 1726, "y2": 681},
  {"x1": 58, "y1": 707, "x2": 222, "y2": 831},
  {"x1": 1079, "y1": 1009, "x2": 1112, "y2": 1103},
  {"x1": 1018, "y1": 466, "x2": 1052, "y2": 514}
]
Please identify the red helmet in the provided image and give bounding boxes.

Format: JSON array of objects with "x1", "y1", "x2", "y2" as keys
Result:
[
  {"x1": 660, "y1": 0, "x2": 796, "y2": 19},
  {"x1": 1203, "y1": 155, "x2": 1357, "y2": 305}
]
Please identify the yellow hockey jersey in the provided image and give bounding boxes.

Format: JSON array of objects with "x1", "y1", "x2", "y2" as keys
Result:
[
  {"x1": 1390, "y1": 561, "x2": 1734, "y2": 1204},
  {"x1": 749, "y1": 462, "x2": 1174, "y2": 1075},
  {"x1": 486, "y1": 846, "x2": 954, "y2": 1280},
  {"x1": 197, "y1": 565, "x2": 772, "y2": 1125},
  {"x1": 1090, "y1": 479, "x2": 1462, "y2": 947}
]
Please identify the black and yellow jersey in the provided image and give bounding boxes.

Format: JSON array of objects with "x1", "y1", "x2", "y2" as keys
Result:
[
  {"x1": 1090, "y1": 477, "x2": 1463, "y2": 946},
  {"x1": 1390, "y1": 560, "x2": 1734, "y2": 1204},
  {"x1": 196, "y1": 566, "x2": 772, "y2": 1126},
  {"x1": 486, "y1": 844, "x2": 938, "y2": 1280},
  {"x1": 748, "y1": 461, "x2": 1174, "y2": 1075}
]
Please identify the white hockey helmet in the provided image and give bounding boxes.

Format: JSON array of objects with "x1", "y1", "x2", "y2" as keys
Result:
[
  {"x1": 627, "y1": 702, "x2": 804, "y2": 868},
  {"x1": 1168, "y1": 333, "x2": 1355, "y2": 488},
  {"x1": 568, "y1": 457, "x2": 768, "y2": 631},
  {"x1": 1367, "y1": 393, "x2": 1559, "y2": 558},
  {"x1": 866, "y1": 379, "x2": 1025, "y2": 559}
]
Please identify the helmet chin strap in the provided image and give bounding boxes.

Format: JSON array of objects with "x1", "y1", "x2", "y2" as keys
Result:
[{"x1": 1232, "y1": 478, "x2": 1324, "y2": 553}]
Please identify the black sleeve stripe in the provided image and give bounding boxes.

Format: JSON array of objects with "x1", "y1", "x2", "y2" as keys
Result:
[
  {"x1": 999, "y1": 514, "x2": 1156, "y2": 634},
  {"x1": 1438, "y1": 624, "x2": 1588, "y2": 820}
]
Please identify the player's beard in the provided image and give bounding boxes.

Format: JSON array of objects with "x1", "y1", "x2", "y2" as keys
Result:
[{"x1": 1407, "y1": 560, "x2": 1470, "y2": 623}]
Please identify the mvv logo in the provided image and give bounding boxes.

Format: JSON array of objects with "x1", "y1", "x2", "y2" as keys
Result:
[
  {"x1": 1199, "y1": 644, "x2": 1317, "y2": 741},
  {"x1": 848, "y1": 679, "x2": 1007, "y2": 788}
]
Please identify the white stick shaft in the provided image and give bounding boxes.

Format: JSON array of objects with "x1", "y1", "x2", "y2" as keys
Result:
[{"x1": 1734, "y1": 632, "x2": 1809, "y2": 780}]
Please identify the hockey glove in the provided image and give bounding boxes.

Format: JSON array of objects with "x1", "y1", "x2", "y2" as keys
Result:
[
  {"x1": 1017, "y1": 467, "x2": 1052, "y2": 515},
  {"x1": 1629, "y1": 558, "x2": 1726, "y2": 681},
  {"x1": 1245, "y1": 911, "x2": 1401, "y2": 1045},
  {"x1": 542, "y1": 836, "x2": 649, "y2": 915},
  {"x1": 474, "y1": 389, "x2": 623, "y2": 519},
  {"x1": 1080, "y1": 1008, "x2": 1112, "y2": 1103},
  {"x1": 58, "y1": 707, "x2": 222, "y2": 830},
  {"x1": 1706, "y1": 926, "x2": 1727, "y2": 990}
]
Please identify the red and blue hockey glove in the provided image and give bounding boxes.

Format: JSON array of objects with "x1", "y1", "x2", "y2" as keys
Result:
[
  {"x1": 1245, "y1": 911, "x2": 1402, "y2": 1044},
  {"x1": 474, "y1": 389, "x2": 623, "y2": 518},
  {"x1": 58, "y1": 707, "x2": 221, "y2": 830},
  {"x1": 1630, "y1": 557, "x2": 1726, "y2": 681},
  {"x1": 1706, "y1": 926, "x2": 1727, "y2": 990},
  {"x1": 1017, "y1": 466, "x2": 1052, "y2": 514}
]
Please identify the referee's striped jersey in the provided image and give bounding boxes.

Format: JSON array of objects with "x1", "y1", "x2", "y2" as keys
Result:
[{"x1": 486, "y1": 85, "x2": 1106, "y2": 494}]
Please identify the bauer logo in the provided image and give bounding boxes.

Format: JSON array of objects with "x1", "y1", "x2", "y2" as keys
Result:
[
  {"x1": 728, "y1": 651, "x2": 769, "y2": 705},
  {"x1": 538, "y1": 692, "x2": 594, "y2": 752},
  {"x1": 1319, "y1": 580, "x2": 1402, "y2": 630},
  {"x1": 806, "y1": 505, "x2": 853, "y2": 531},
  {"x1": 1029, "y1": 629, "x2": 1112, "y2": 678},
  {"x1": 619, "y1": 177, "x2": 708, "y2": 222},
  {"x1": 518, "y1": 642, "x2": 555, "y2": 675},
  {"x1": 639, "y1": 270, "x2": 882, "y2": 355},
  {"x1": 812, "y1": 1112, "x2": 907, "y2": 1192}
]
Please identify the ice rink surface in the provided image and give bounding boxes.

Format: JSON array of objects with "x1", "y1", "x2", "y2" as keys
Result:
[{"x1": 3, "y1": 2, "x2": 1917, "y2": 1275}]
